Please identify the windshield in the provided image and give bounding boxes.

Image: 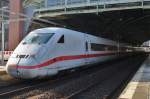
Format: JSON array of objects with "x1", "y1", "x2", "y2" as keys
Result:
[{"x1": 23, "y1": 33, "x2": 54, "y2": 44}]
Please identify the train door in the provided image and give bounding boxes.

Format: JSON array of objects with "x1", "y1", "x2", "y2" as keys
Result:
[
  {"x1": 84, "y1": 34, "x2": 90, "y2": 65},
  {"x1": 46, "y1": 34, "x2": 65, "y2": 75}
]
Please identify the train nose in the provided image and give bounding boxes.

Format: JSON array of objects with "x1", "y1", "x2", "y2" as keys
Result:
[
  {"x1": 6, "y1": 64, "x2": 20, "y2": 78},
  {"x1": 6, "y1": 64, "x2": 38, "y2": 79},
  {"x1": 6, "y1": 54, "x2": 40, "y2": 79},
  {"x1": 18, "y1": 69, "x2": 38, "y2": 79}
]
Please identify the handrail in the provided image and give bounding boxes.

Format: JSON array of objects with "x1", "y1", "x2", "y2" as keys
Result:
[
  {"x1": 40, "y1": 0, "x2": 144, "y2": 9},
  {"x1": 34, "y1": 0, "x2": 150, "y2": 17}
]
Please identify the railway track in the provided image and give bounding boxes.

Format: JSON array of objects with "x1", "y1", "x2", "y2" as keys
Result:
[
  {"x1": 0, "y1": 63, "x2": 106, "y2": 98},
  {"x1": 0, "y1": 54, "x2": 147, "y2": 99},
  {"x1": 0, "y1": 70, "x2": 84, "y2": 98},
  {"x1": 61, "y1": 55, "x2": 146, "y2": 99}
]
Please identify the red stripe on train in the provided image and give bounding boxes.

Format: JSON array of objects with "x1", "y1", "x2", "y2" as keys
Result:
[{"x1": 17, "y1": 52, "x2": 116, "y2": 69}]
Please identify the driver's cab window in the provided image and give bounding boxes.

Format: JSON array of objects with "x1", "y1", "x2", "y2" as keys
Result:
[{"x1": 57, "y1": 35, "x2": 64, "y2": 43}]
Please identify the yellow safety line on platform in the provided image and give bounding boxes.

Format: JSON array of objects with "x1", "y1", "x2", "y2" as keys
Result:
[{"x1": 119, "y1": 61, "x2": 146, "y2": 99}]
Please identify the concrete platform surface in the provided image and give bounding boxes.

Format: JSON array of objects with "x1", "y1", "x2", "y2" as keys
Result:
[{"x1": 119, "y1": 56, "x2": 150, "y2": 99}]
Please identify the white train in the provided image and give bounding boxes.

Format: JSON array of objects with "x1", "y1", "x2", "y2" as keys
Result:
[{"x1": 6, "y1": 27, "x2": 128, "y2": 79}]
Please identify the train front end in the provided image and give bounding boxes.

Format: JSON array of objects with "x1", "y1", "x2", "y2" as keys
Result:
[{"x1": 6, "y1": 30, "x2": 54, "y2": 79}]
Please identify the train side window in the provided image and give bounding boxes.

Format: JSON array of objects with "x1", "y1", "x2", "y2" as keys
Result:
[
  {"x1": 91, "y1": 43, "x2": 105, "y2": 51},
  {"x1": 57, "y1": 35, "x2": 64, "y2": 43}
]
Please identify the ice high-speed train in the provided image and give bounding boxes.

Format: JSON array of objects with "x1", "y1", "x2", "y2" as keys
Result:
[{"x1": 6, "y1": 27, "x2": 128, "y2": 79}]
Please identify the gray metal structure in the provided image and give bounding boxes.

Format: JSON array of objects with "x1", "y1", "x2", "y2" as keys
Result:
[
  {"x1": 0, "y1": 0, "x2": 9, "y2": 65},
  {"x1": 34, "y1": 0, "x2": 150, "y2": 17}
]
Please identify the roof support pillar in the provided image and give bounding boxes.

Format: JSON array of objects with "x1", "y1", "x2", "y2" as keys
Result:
[{"x1": 8, "y1": 0, "x2": 23, "y2": 50}]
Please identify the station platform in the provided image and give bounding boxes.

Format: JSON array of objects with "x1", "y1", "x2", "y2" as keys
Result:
[
  {"x1": 119, "y1": 55, "x2": 150, "y2": 99},
  {"x1": 0, "y1": 66, "x2": 6, "y2": 75}
]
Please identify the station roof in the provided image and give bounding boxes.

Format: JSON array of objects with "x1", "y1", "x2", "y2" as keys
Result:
[{"x1": 34, "y1": 9, "x2": 150, "y2": 45}]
